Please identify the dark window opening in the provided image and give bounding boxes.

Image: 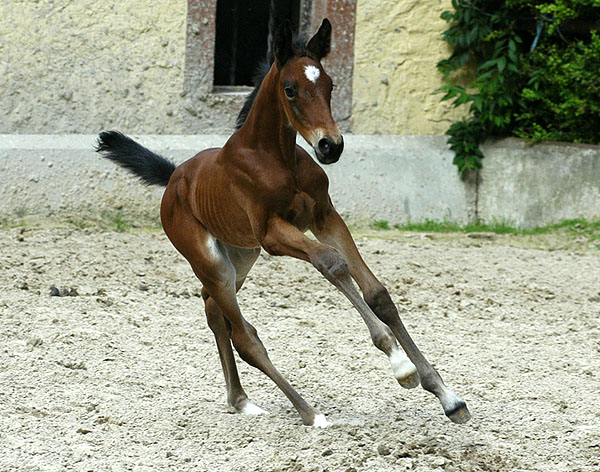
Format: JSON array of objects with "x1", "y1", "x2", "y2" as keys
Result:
[{"x1": 214, "y1": 0, "x2": 301, "y2": 87}]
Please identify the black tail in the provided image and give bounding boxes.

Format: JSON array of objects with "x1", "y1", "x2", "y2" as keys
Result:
[{"x1": 95, "y1": 131, "x2": 176, "y2": 187}]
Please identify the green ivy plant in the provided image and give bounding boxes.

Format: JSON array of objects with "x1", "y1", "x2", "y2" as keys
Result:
[
  {"x1": 516, "y1": 30, "x2": 600, "y2": 142},
  {"x1": 437, "y1": 0, "x2": 600, "y2": 173}
]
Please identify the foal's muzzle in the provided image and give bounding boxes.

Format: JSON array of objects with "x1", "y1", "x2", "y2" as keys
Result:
[{"x1": 314, "y1": 135, "x2": 344, "y2": 165}]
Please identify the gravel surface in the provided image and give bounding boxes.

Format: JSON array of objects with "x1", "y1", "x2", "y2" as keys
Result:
[{"x1": 1, "y1": 228, "x2": 599, "y2": 472}]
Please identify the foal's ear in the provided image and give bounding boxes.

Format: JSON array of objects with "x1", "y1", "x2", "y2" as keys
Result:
[
  {"x1": 306, "y1": 18, "x2": 332, "y2": 60},
  {"x1": 274, "y1": 20, "x2": 294, "y2": 68}
]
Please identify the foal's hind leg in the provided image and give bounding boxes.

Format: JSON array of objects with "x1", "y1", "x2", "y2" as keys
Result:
[
  {"x1": 201, "y1": 244, "x2": 268, "y2": 415},
  {"x1": 162, "y1": 212, "x2": 325, "y2": 426},
  {"x1": 192, "y1": 240, "x2": 268, "y2": 415},
  {"x1": 203, "y1": 288, "x2": 268, "y2": 415},
  {"x1": 206, "y1": 279, "x2": 327, "y2": 426}
]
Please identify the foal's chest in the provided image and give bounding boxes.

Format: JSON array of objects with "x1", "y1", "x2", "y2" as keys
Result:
[{"x1": 285, "y1": 190, "x2": 317, "y2": 232}]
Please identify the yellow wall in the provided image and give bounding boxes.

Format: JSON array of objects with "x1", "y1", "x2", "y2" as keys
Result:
[
  {"x1": 0, "y1": 0, "x2": 187, "y2": 134},
  {"x1": 351, "y1": 0, "x2": 463, "y2": 134}
]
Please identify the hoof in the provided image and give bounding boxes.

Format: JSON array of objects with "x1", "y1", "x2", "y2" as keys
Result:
[
  {"x1": 445, "y1": 401, "x2": 471, "y2": 424},
  {"x1": 389, "y1": 349, "x2": 420, "y2": 389},
  {"x1": 306, "y1": 413, "x2": 330, "y2": 428},
  {"x1": 397, "y1": 371, "x2": 420, "y2": 389}
]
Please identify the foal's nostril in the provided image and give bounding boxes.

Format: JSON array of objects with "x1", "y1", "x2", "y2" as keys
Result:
[
  {"x1": 314, "y1": 136, "x2": 343, "y2": 164},
  {"x1": 318, "y1": 138, "x2": 332, "y2": 156}
]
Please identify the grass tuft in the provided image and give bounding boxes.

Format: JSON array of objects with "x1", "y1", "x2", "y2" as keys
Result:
[
  {"x1": 0, "y1": 209, "x2": 162, "y2": 232},
  {"x1": 362, "y1": 218, "x2": 600, "y2": 250},
  {"x1": 371, "y1": 219, "x2": 391, "y2": 230}
]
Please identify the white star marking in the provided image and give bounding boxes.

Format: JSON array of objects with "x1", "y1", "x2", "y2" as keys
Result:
[{"x1": 304, "y1": 65, "x2": 320, "y2": 83}]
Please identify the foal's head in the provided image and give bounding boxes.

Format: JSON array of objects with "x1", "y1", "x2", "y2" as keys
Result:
[{"x1": 274, "y1": 19, "x2": 344, "y2": 165}]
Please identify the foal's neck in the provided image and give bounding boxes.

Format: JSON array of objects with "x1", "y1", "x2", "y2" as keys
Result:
[{"x1": 239, "y1": 66, "x2": 298, "y2": 170}]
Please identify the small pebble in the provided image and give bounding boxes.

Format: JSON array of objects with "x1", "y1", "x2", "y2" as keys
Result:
[
  {"x1": 27, "y1": 337, "x2": 43, "y2": 348},
  {"x1": 378, "y1": 444, "x2": 391, "y2": 456},
  {"x1": 16, "y1": 280, "x2": 29, "y2": 290}
]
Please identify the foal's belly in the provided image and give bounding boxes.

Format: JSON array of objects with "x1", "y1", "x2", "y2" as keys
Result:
[
  {"x1": 208, "y1": 191, "x2": 316, "y2": 248},
  {"x1": 195, "y1": 191, "x2": 261, "y2": 249},
  {"x1": 210, "y1": 222, "x2": 262, "y2": 249}
]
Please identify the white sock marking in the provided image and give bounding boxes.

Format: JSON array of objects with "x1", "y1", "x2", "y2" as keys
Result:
[
  {"x1": 240, "y1": 402, "x2": 269, "y2": 415},
  {"x1": 389, "y1": 347, "x2": 417, "y2": 380},
  {"x1": 304, "y1": 65, "x2": 320, "y2": 83},
  {"x1": 312, "y1": 413, "x2": 330, "y2": 428}
]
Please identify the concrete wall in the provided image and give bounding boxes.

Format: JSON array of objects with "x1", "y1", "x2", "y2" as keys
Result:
[
  {"x1": 479, "y1": 140, "x2": 600, "y2": 228},
  {"x1": 2, "y1": 135, "x2": 598, "y2": 229},
  {"x1": 1, "y1": 0, "x2": 461, "y2": 135},
  {"x1": 322, "y1": 135, "x2": 474, "y2": 224}
]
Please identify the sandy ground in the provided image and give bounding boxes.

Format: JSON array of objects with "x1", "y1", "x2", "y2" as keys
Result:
[{"x1": 1, "y1": 227, "x2": 599, "y2": 472}]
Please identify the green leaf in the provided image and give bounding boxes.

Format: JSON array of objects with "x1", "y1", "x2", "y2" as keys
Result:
[
  {"x1": 479, "y1": 59, "x2": 498, "y2": 71},
  {"x1": 497, "y1": 56, "x2": 506, "y2": 72}
]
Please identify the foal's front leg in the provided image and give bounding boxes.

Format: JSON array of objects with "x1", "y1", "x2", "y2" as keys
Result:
[
  {"x1": 312, "y1": 209, "x2": 471, "y2": 424},
  {"x1": 260, "y1": 218, "x2": 419, "y2": 386}
]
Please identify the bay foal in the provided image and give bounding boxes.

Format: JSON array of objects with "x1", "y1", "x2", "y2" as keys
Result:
[{"x1": 97, "y1": 19, "x2": 470, "y2": 427}]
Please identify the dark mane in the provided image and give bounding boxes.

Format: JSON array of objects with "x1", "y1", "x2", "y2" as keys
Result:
[
  {"x1": 234, "y1": 60, "x2": 271, "y2": 130},
  {"x1": 235, "y1": 35, "x2": 308, "y2": 130}
]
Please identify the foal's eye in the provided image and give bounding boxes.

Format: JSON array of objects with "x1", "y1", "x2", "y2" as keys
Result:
[
  {"x1": 330, "y1": 83, "x2": 337, "y2": 93},
  {"x1": 284, "y1": 87, "x2": 296, "y2": 99}
]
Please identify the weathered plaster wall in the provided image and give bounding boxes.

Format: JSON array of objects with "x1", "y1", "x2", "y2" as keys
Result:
[
  {"x1": 1, "y1": 0, "x2": 461, "y2": 135},
  {"x1": 0, "y1": 0, "x2": 187, "y2": 134},
  {"x1": 351, "y1": 0, "x2": 464, "y2": 134}
]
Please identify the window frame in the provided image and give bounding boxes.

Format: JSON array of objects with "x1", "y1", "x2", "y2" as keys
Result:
[{"x1": 184, "y1": 0, "x2": 356, "y2": 130}]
